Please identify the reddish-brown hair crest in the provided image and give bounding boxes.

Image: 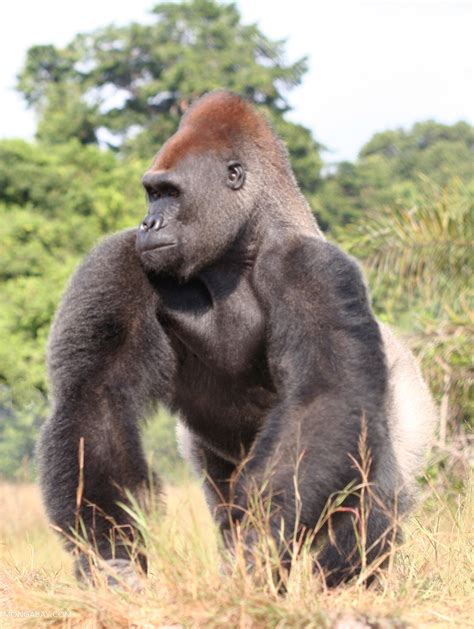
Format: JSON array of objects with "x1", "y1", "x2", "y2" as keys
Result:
[{"x1": 152, "y1": 91, "x2": 275, "y2": 171}]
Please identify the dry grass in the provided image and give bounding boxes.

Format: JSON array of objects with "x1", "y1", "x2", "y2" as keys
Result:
[{"x1": 0, "y1": 476, "x2": 472, "y2": 628}]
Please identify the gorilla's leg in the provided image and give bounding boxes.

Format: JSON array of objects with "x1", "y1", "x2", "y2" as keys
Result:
[
  {"x1": 201, "y1": 449, "x2": 239, "y2": 549},
  {"x1": 228, "y1": 395, "x2": 400, "y2": 586},
  {"x1": 38, "y1": 231, "x2": 177, "y2": 579},
  {"x1": 314, "y1": 498, "x2": 399, "y2": 587}
]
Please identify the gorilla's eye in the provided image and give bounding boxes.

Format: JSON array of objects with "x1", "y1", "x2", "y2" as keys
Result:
[
  {"x1": 166, "y1": 186, "x2": 180, "y2": 198},
  {"x1": 227, "y1": 162, "x2": 245, "y2": 190},
  {"x1": 147, "y1": 184, "x2": 180, "y2": 201}
]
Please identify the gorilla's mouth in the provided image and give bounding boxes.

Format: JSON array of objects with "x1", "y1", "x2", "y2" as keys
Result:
[
  {"x1": 136, "y1": 228, "x2": 176, "y2": 254},
  {"x1": 138, "y1": 243, "x2": 177, "y2": 263},
  {"x1": 141, "y1": 242, "x2": 176, "y2": 252}
]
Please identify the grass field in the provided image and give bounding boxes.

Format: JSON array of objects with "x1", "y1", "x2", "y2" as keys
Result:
[{"x1": 0, "y1": 476, "x2": 472, "y2": 628}]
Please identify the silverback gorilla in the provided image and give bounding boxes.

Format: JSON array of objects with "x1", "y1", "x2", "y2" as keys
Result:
[{"x1": 38, "y1": 91, "x2": 436, "y2": 587}]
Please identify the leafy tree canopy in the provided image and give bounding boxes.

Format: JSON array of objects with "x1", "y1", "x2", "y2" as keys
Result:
[{"x1": 0, "y1": 140, "x2": 147, "y2": 398}]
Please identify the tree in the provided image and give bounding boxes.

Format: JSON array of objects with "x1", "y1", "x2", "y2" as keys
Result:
[
  {"x1": 17, "y1": 0, "x2": 322, "y2": 194},
  {"x1": 318, "y1": 120, "x2": 474, "y2": 229},
  {"x1": 0, "y1": 140, "x2": 148, "y2": 398},
  {"x1": 359, "y1": 121, "x2": 474, "y2": 185}
]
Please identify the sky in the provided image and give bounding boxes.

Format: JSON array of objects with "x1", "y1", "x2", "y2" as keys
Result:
[{"x1": 0, "y1": 0, "x2": 472, "y2": 162}]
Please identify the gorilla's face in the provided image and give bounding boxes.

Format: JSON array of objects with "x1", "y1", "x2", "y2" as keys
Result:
[{"x1": 136, "y1": 150, "x2": 249, "y2": 279}]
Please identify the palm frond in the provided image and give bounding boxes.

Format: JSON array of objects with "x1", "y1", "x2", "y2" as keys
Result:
[{"x1": 340, "y1": 178, "x2": 473, "y2": 299}]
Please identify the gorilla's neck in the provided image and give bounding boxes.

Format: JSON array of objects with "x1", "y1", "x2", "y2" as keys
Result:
[{"x1": 250, "y1": 179, "x2": 323, "y2": 249}]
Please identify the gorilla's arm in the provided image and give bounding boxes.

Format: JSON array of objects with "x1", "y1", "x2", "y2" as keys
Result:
[
  {"x1": 233, "y1": 238, "x2": 393, "y2": 583},
  {"x1": 38, "y1": 230, "x2": 175, "y2": 575}
]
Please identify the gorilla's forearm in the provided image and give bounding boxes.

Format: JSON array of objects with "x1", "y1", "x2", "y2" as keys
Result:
[
  {"x1": 39, "y1": 232, "x2": 174, "y2": 575},
  {"x1": 38, "y1": 391, "x2": 152, "y2": 574}
]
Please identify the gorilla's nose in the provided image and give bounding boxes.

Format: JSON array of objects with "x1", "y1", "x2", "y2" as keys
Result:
[
  {"x1": 140, "y1": 215, "x2": 164, "y2": 232},
  {"x1": 137, "y1": 214, "x2": 175, "y2": 253}
]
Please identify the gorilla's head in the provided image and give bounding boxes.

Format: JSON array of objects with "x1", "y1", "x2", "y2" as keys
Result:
[{"x1": 136, "y1": 91, "x2": 291, "y2": 279}]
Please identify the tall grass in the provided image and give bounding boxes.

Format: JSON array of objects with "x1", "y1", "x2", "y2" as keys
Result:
[{"x1": 1, "y1": 475, "x2": 472, "y2": 628}]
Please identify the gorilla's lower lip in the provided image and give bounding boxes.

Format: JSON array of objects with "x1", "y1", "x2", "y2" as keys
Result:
[{"x1": 140, "y1": 242, "x2": 176, "y2": 253}]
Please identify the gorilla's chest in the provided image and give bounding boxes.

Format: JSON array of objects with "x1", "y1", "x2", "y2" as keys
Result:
[
  {"x1": 150, "y1": 266, "x2": 275, "y2": 462},
  {"x1": 152, "y1": 265, "x2": 266, "y2": 376}
]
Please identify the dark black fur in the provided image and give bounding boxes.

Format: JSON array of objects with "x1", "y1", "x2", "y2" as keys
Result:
[{"x1": 38, "y1": 91, "x2": 397, "y2": 586}]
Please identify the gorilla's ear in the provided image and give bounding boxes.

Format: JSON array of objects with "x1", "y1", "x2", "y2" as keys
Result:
[{"x1": 227, "y1": 162, "x2": 245, "y2": 190}]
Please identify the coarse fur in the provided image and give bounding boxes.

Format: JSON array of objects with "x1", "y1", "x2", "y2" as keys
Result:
[{"x1": 38, "y1": 90, "x2": 436, "y2": 586}]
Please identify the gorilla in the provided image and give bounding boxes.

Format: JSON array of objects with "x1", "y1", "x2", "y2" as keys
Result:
[{"x1": 38, "y1": 91, "x2": 436, "y2": 587}]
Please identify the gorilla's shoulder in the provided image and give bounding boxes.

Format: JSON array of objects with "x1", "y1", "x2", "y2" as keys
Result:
[
  {"x1": 59, "y1": 228, "x2": 152, "y2": 312},
  {"x1": 80, "y1": 228, "x2": 138, "y2": 269},
  {"x1": 289, "y1": 236, "x2": 363, "y2": 282},
  {"x1": 69, "y1": 229, "x2": 143, "y2": 286},
  {"x1": 258, "y1": 235, "x2": 367, "y2": 302}
]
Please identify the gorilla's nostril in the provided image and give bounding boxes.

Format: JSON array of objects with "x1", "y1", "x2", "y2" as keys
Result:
[
  {"x1": 141, "y1": 215, "x2": 162, "y2": 231},
  {"x1": 153, "y1": 216, "x2": 164, "y2": 231}
]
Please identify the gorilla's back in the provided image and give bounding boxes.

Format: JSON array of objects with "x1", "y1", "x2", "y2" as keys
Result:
[{"x1": 379, "y1": 324, "x2": 437, "y2": 502}]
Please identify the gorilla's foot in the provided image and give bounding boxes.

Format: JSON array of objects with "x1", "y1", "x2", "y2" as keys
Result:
[
  {"x1": 102, "y1": 559, "x2": 144, "y2": 591},
  {"x1": 75, "y1": 556, "x2": 144, "y2": 591}
]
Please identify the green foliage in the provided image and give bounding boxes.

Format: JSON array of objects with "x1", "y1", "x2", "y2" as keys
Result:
[
  {"x1": 17, "y1": 44, "x2": 76, "y2": 106},
  {"x1": 36, "y1": 84, "x2": 99, "y2": 145},
  {"x1": 318, "y1": 120, "x2": 474, "y2": 230},
  {"x1": 359, "y1": 121, "x2": 474, "y2": 182},
  {"x1": 340, "y1": 178, "x2": 472, "y2": 297},
  {"x1": 142, "y1": 408, "x2": 188, "y2": 482},
  {"x1": 0, "y1": 386, "x2": 47, "y2": 479},
  {"x1": 0, "y1": 140, "x2": 149, "y2": 401}
]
